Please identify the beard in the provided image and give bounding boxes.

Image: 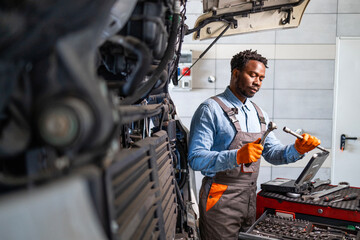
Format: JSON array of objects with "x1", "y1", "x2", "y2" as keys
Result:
[{"x1": 237, "y1": 87, "x2": 256, "y2": 99}]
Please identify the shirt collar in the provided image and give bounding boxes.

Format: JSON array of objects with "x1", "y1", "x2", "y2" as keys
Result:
[{"x1": 224, "y1": 86, "x2": 252, "y2": 112}]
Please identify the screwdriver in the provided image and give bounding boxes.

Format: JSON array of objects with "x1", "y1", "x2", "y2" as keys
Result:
[
  {"x1": 323, "y1": 194, "x2": 341, "y2": 202},
  {"x1": 330, "y1": 193, "x2": 358, "y2": 203}
]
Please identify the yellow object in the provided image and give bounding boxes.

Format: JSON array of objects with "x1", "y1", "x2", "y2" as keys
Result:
[
  {"x1": 236, "y1": 138, "x2": 263, "y2": 164},
  {"x1": 295, "y1": 133, "x2": 321, "y2": 154}
]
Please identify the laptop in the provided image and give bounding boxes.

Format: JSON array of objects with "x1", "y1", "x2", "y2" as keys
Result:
[{"x1": 260, "y1": 151, "x2": 330, "y2": 194}]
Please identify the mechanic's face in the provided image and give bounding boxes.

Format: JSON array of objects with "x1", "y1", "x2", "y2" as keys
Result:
[{"x1": 230, "y1": 60, "x2": 265, "y2": 103}]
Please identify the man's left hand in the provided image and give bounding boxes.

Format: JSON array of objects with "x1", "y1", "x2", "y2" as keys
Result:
[{"x1": 294, "y1": 133, "x2": 321, "y2": 154}]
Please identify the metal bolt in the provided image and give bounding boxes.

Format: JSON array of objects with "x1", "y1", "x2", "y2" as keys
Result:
[
  {"x1": 55, "y1": 157, "x2": 70, "y2": 170},
  {"x1": 111, "y1": 220, "x2": 119, "y2": 233}
]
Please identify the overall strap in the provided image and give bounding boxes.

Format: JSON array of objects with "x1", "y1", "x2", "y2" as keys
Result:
[
  {"x1": 250, "y1": 101, "x2": 267, "y2": 132},
  {"x1": 211, "y1": 96, "x2": 242, "y2": 131}
]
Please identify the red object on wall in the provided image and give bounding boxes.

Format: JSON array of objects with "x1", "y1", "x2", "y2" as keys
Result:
[{"x1": 182, "y1": 67, "x2": 191, "y2": 76}]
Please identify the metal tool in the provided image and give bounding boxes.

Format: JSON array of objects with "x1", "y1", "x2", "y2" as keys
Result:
[
  {"x1": 283, "y1": 127, "x2": 328, "y2": 152},
  {"x1": 330, "y1": 193, "x2": 358, "y2": 203},
  {"x1": 312, "y1": 178, "x2": 331, "y2": 189},
  {"x1": 260, "y1": 122, "x2": 277, "y2": 145},
  {"x1": 286, "y1": 192, "x2": 301, "y2": 198},
  {"x1": 301, "y1": 182, "x2": 349, "y2": 201}
]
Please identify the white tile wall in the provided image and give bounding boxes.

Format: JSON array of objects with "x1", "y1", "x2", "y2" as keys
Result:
[
  {"x1": 306, "y1": 0, "x2": 338, "y2": 13},
  {"x1": 274, "y1": 60, "x2": 335, "y2": 89},
  {"x1": 216, "y1": 44, "x2": 275, "y2": 59},
  {"x1": 273, "y1": 89, "x2": 333, "y2": 119},
  {"x1": 179, "y1": 0, "x2": 360, "y2": 188},
  {"x1": 182, "y1": 44, "x2": 216, "y2": 59},
  {"x1": 271, "y1": 167, "x2": 331, "y2": 181},
  {"x1": 191, "y1": 59, "x2": 216, "y2": 89},
  {"x1": 274, "y1": 119, "x2": 332, "y2": 148},
  {"x1": 217, "y1": 30, "x2": 276, "y2": 44},
  {"x1": 185, "y1": 0, "x2": 203, "y2": 14},
  {"x1": 170, "y1": 88, "x2": 215, "y2": 117},
  {"x1": 275, "y1": 45, "x2": 336, "y2": 59},
  {"x1": 337, "y1": 14, "x2": 360, "y2": 36},
  {"x1": 251, "y1": 89, "x2": 274, "y2": 119},
  {"x1": 275, "y1": 14, "x2": 337, "y2": 44},
  {"x1": 338, "y1": 0, "x2": 360, "y2": 13},
  {"x1": 215, "y1": 59, "x2": 232, "y2": 89}
]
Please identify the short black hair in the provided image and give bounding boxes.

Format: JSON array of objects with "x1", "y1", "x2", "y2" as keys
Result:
[{"x1": 230, "y1": 49, "x2": 268, "y2": 72}]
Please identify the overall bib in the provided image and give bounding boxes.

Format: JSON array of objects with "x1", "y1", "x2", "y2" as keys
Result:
[{"x1": 199, "y1": 97, "x2": 266, "y2": 240}]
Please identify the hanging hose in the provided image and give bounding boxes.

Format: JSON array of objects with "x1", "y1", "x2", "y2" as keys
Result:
[
  {"x1": 120, "y1": 12, "x2": 180, "y2": 105},
  {"x1": 106, "y1": 35, "x2": 151, "y2": 96}
]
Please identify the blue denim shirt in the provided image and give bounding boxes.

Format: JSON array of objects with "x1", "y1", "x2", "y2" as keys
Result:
[{"x1": 188, "y1": 87, "x2": 303, "y2": 177}]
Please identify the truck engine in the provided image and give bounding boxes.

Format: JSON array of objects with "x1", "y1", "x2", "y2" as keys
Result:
[{"x1": 0, "y1": 0, "x2": 198, "y2": 239}]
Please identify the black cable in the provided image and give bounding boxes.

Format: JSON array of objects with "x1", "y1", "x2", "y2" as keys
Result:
[
  {"x1": 178, "y1": 22, "x2": 231, "y2": 82},
  {"x1": 117, "y1": 103, "x2": 164, "y2": 124}
]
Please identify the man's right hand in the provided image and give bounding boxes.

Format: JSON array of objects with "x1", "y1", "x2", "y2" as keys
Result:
[{"x1": 236, "y1": 138, "x2": 263, "y2": 164}]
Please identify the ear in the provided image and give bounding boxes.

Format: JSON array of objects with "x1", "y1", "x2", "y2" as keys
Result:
[{"x1": 232, "y1": 69, "x2": 238, "y2": 78}]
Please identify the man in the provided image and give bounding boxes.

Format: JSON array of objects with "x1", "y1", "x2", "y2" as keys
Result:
[{"x1": 188, "y1": 50, "x2": 320, "y2": 240}]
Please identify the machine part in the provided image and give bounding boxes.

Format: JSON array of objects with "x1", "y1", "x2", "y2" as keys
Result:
[
  {"x1": 283, "y1": 126, "x2": 328, "y2": 152},
  {"x1": 104, "y1": 35, "x2": 152, "y2": 97},
  {"x1": 100, "y1": 0, "x2": 138, "y2": 43},
  {"x1": 312, "y1": 178, "x2": 331, "y2": 189},
  {"x1": 260, "y1": 122, "x2": 277, "y2": 145},
  {"x1": 208, "y1": 75, "x2": 215, "y2": 83},
  {"x1": 120, "y1": 11, "x2": 180, "y2": 105},
  {"x1": 37, "y1": 98, "x2": 94, "y2": 149},
  {"x1": 301, "y1": 182, "x2": 350, "y2": 201},
  {"x1": 286, "y1": 192, "x2": 301, "y2": 198},
  {"x1": 192, "y1": 0, "x2": 310, "y2": 40}
]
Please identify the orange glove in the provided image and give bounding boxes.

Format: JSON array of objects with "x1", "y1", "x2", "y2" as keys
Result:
[
  {"x1": 295, "y1": 133, "x2": 321, "y2": 154},
  {"x1": 236, "y1": 138, "x2": 263, "y2": 164}
]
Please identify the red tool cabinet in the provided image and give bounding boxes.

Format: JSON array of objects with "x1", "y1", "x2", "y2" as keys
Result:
[{"x1": 256, "y1": 185, "x2": 360, "y2": 226}]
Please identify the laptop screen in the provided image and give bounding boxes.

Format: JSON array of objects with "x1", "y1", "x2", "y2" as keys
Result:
[{"x1": 294, "y1": 151, "x2": 330, "y2": 186}]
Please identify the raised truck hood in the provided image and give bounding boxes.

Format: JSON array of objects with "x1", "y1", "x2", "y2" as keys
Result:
[{"x1": 192, "y1": 0, "x2": 310, "y2": 40}]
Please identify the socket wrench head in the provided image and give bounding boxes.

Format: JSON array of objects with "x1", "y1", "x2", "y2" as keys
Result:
[{"x1": 260, "y1": 121, "x2": 277, "y2": 145}]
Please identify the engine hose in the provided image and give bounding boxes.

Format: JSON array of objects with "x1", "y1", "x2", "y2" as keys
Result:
[
  {"x1": 176, "y1": 138, "x2": 188, "y2": 189},
  {"x1": 106, "y1": 35, "x2": 151, "y2": 96},
  {"x1": 120, "y1": 12, "x2": 180, "y2": 105},
  {"x1": 147, "y1": 65, "x2": 168, "y2": 90}
]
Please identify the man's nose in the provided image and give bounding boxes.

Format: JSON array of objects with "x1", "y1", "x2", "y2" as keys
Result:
[{"x1": 254, "y1": 77, "x2": 261, "y2": 85}]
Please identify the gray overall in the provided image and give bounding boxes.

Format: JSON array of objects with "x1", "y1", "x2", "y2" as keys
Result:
[{"x1": 199, "y1": 97, "x2": 266, "y2": 240}]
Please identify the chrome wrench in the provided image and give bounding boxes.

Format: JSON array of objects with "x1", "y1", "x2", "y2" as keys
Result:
[
  {"x1": 260, "y1": 122, "x2": 277, "y2": 145},
  {"x1": 301, "y1": 182, "x2": 349, "y2": 201},
  {"x1": 312, "y1": 178, "x2": 331, "y2": 189},
  {"x1": 283, "y1": 127, "x2": 328, "y2": 152}
]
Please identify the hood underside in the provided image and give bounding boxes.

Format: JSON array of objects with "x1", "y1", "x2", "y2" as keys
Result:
[{"x1": 192, "y1": 0, "x2": 310, "y2": 40}]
